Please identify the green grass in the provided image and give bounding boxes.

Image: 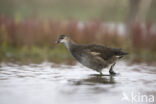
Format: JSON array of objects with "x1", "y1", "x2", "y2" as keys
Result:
[
  {"x1": 0, "y1": 45, "x2": 74, "y2": 64},
  {"x1": 1, "y1": 44, "x2": 156, "y2": 64}
]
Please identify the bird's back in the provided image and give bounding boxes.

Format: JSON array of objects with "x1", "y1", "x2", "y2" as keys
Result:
[{"x1": 74, "y1": 44, "x2": 127, "y2": 60}]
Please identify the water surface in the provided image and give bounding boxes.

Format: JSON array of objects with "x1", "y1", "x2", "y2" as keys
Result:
[{"x1": 0, "y1": 61, "x2": 155, "y2": 104}]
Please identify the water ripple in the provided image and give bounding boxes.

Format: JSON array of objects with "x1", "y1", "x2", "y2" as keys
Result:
[{"x1": 0, "y1": 61, "x2": 155, "y2": 104}]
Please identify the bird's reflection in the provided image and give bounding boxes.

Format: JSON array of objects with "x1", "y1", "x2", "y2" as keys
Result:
[{"x1": 70, "y1": 74, "x2": 115, "y2": 85}]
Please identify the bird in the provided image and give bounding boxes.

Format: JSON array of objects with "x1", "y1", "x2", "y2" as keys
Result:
[{"x1": 56, "y1": 34, "x2": 128, "y2": 75}]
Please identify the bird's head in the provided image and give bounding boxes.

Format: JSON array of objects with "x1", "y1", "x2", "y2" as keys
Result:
[{"x1": 56, "y1": 34, "x2": 70, "y2": 44}]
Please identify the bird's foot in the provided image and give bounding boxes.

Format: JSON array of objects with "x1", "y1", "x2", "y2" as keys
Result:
[{"x1": 109, "y1": 71, "x2": 116, "y2": 76}]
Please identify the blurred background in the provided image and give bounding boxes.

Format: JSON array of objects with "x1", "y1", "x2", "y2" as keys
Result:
[
  {"x1": 0, "y1": 0, "x2": 156, "y2": 64},
  {"x1": 0, "y1": 1, "x2": 156, "y2": 104}
]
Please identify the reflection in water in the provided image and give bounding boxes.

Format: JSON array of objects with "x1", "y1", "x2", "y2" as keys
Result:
[
  {"x1": 0, "y1": 62, "x2": 155, "y2": 104},
  {"x1": 72, "y1": 75, "x2": 115, "y2": 85}
]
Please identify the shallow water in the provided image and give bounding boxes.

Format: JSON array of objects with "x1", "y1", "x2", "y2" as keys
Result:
[{"x1": 0, "y1": 61, "x2": 155, "y2": 104}]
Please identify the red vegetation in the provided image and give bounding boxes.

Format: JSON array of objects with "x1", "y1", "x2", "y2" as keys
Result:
[{"x1": 0, "y1": 16, "x2": 156, "y2": 62}]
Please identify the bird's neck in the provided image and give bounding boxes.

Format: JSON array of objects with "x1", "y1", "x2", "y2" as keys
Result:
[{"x1": 63, "y1": 39, "x2": 77, "y2": 50}]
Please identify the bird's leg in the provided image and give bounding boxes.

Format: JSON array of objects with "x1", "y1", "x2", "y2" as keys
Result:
[
  {"x1": 109, "y1": 62, "x2": 116, "y2": 75},
  {"x1": 99, "y1": 70, "x2": 103, "y2": 76}
]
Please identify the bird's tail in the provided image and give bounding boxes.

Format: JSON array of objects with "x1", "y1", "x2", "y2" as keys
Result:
[
  {"x1": 114, "y1": 48, "x2": 128, "y2": 56},
  {"x1": 119, "y1": 51, "x2": 128, "y2": 55}
]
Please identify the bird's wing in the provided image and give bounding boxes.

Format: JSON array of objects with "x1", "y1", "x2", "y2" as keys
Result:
[{"x1": 82, "y1": 44, "x2": 126, "y2": 60}]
